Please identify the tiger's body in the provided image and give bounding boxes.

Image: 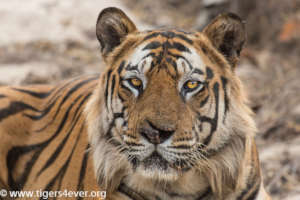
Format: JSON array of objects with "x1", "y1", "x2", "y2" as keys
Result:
[
  {"x1": 0, "y1": 7, "x2": 270, "y2": 200},
  {"x1": 0, "y1": 76, "x2": 100, "y2": 196}
]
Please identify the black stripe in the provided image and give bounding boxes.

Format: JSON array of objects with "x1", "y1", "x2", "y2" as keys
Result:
[
  {"x1": 56, "y1": 124, "x2": 85, "y2": 191},
  {"x1": 221, "y1": 77, "x2": 229, "y2": 119},
  {"x1": 142, "y1": 31, "x2": 193, "y2": 45},
  {"x1": 245, "y1": 183, "x2": 260, "y2": 200},
  {"x1": 36, "y1": 93, "x2": 91, "y2": 177},
  {"x1": 142, "y1": 52, "x2": 156, "y2": 61},
  {"x1": 117, "y1": 92, "x2": 125, "y2": 103},
  {"x1": 206, "y1": 67, "x2": 214, "y2": 79},
  {"x1": 35, "y1": 78, "x2": 97, "y2": 132},
  {"x1": 193, "y1": 126, "x2": 200, "y2": 142},
  {"x1": 114, "y1": 112, "x2": 124, "y2": 118},
  {"x1": 166, "y1": 57, "x2": 177, "y2": 71},
  {"x1": 77, "y1": 144, "x2": 90, "y2": 200},
  {"x1": 123, "y1": 133, "x2": 137, "y2": 139},
  {"x1": 118, "y1": 183, "x2": 148, "y2": 200},
  {"x1": 53, "y1": 77, "x2": 97, "y2": 119},
  {"x1": 0, "y1": 101, "x2": 40, "y2": 122},
  {"x1": 201, "y1": 82, "x2": 219, "y2": 146},
  {"x1": 23, "y1": 79, "x2": 81, "y2": 120},
  {"x1": 45, "y1": 76, "x2": 86, "y2": 107},
  {"x1": 7, "y1": 90, "x2": 90, "y2": 190},
  {"x1": 120, "y1": 82, "x2": 133, "y2": 94},
  {"x1": 43, "y1": 124, "x2": 84, "y2": 195},
  {"x1": 7, "y1": 146, "x2": 42, "y2": 190},
  {"x1": 104, "y1": 112, "x2": 125, "y2": 142},
  {"x1": 175, "y1": 34, "x2": 193, "y2": 45},
  {"x1": 167, "y1": 145, "x2": 191, "y2": 149},
  {"x1": 107, "y1": 112, "x2": 124, "y2": 132},
  {"x1": 172, "y1": 42, "x2": 191, "y2": 53},
  {"x1": 12, "y1": 88, "x2": 53, "y2": 99},
  {"x1": 0, "y1": 94, "x2": 6, "y2": 99},
  {"x1": 200, "y1": 95, "x2": 209, "y2": 108},
  {"x1": 111, "y1": 75, "x2": 116, "y2": 107},
  {"x1": 125, "y1": 63, "x2": 139, "y2": 71},
  {"x1": 161, "y1": 31, "x2": 176, "y2": 38},
  {"x1": 23, "y1": 78, "x2": 96, "y2": 121},
  {"x1": 196, "y1": 187, "x2": 212, "y2": 200},
  {"x1": 142, "y1": 41, "x2": 161, "y2": 50},
  {"x1": 109, "y1": 139, "x2": 123, "y2": 149},
  {"x1": 237, "y1": 182, "x2": 260, "y2": 200},
  {"x1": 124, "y1": 141, "x2": 144, "y2": 147},
  {"x1": 237, "y1": 159, "x2": 261, "y2": 200},
  {"x1": 193, "y1": 68, "x2": 204, "y2": 75},
  {"x1": 117, "y1": 61, "x2": 125, "y2": 75},
  {"x1": 105, "y1": 70, "x2": 112, "y2": 108},
  {"x1": 165, "y1": 57, "x2": 178, "y2": 78},
  {"x1": 24, "y1": 101, "x2": 56, "y2": 120},
  {"x1": 162, "y1": 31, "x2": 193, "y2": 44},
  {"x1": 143, "y1": 32, "x2": 160, "y2": 42},
  {"x1": 167, "y1": 52, "x2": 193, "y2": 70},
  {"x1": 201, "y1": 46, "x2": 208, "y2": 54},
  {"x1": 164, "y1": 64, "x2": 177, "y2": 80}
]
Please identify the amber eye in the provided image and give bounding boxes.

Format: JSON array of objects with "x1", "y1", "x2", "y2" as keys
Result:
[
  {"x1": 129, "y1": 78, "x2": 142, "y2": 88},
  {"x1": 181, "y1": 80, "x2": 204, "y2": 98},
  {"x1": 185, "y1": 81, "x2": 199, "y2": 89}
]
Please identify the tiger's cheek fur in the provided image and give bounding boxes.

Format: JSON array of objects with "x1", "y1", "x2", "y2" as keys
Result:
[{"x1": 85, "y1": 77, "x2": 132, "y2": 193}]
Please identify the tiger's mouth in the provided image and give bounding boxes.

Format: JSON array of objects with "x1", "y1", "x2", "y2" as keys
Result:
[
  {"x1": 131, "y1": 150, "x2": 191, "y2": 177},
  {"x1": 143, "y1": 151, "x2": 169, "y2": 171}
]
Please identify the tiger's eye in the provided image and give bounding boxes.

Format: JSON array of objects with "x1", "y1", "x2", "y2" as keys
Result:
[
  {"x1": 186, "y1": 81, "x2": 198, "y2": 89},
  {"x1": 130, "y1": 78, "x2": 142, "y2": 87}
]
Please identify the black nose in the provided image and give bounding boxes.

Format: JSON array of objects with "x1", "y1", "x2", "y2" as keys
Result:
[{"x1": 140, "y1": 120, "x2": 175, "y2": 144}]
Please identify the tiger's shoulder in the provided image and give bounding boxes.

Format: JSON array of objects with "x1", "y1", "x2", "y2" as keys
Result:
[
  {"x1": 0, "y1": 74, "x2": 101, "y2": 193},
  {"x1": 0, "y1": 75, "x2": 99, "y2": 145}
]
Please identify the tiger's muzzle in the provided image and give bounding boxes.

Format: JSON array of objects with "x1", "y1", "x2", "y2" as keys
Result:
[{"x1": 139, "y1": 119, "x2": 175, "y2": 144}]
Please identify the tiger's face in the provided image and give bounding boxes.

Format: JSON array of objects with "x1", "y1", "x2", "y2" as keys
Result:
[
  {"x1": 88, "y1": 7, "x2": 251, "y2": 187},
  {"x1": 116, "y1": 32, "x2": 224, "y2": 180}
]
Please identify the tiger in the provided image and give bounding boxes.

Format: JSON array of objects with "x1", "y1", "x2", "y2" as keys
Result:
[{"x1": 0, "y1": 7, "x2": 271, "y2": 200}]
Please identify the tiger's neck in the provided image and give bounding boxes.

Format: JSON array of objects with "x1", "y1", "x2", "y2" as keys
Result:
[{"x1": 115, "y1": 170, "x2": 212, "y2": 200}]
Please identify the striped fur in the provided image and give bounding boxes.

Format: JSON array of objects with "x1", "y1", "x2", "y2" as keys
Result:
[{"x1": 0, "y1": 7, "x2": 270, "y2": 200}]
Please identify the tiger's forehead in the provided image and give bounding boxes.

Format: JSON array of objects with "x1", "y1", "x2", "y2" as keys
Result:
[{"x1": 121, "y1": 30, "x2": 207, "y2": 77}]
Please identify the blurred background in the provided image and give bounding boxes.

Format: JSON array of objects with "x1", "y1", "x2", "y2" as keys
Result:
[{"x1": 0, "y1": 0, "x2": 299, "y2": 199}]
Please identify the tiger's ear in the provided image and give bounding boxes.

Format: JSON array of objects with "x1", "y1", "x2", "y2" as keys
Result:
[
  {"x1": 203, "y1": 13, "x2": 246, "y2": 68},
  {"x1": 96, "y1": 7, "x2": 137, "y2": 58}
]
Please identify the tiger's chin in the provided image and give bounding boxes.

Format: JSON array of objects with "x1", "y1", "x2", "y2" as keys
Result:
[{"x1": 132, "y1": 152, "x2": 190, "y2": 182}]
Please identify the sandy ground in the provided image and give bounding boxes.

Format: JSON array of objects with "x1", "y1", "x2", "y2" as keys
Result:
[{"x1": 1, "y1": 1, "x2": 300, "y2": 199}]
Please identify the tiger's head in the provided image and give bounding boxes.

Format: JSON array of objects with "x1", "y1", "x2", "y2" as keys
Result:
[{"x1": 86, "y1": 7, "x2": 256, "y2": 194}]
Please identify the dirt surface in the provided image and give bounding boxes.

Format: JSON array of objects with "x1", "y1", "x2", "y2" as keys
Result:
[{"x1": 1, "y1": 0, "x2": 300, "y2": 199}]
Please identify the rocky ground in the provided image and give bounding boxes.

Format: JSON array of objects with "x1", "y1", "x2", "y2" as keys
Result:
[{"x1": 1, "y1": 0, "x2": 300, "y2": 199}]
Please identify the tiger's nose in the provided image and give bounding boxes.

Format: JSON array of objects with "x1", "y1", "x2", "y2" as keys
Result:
[{"x1": 140, "y1": 120, "x2": 175, "y2": 144}]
